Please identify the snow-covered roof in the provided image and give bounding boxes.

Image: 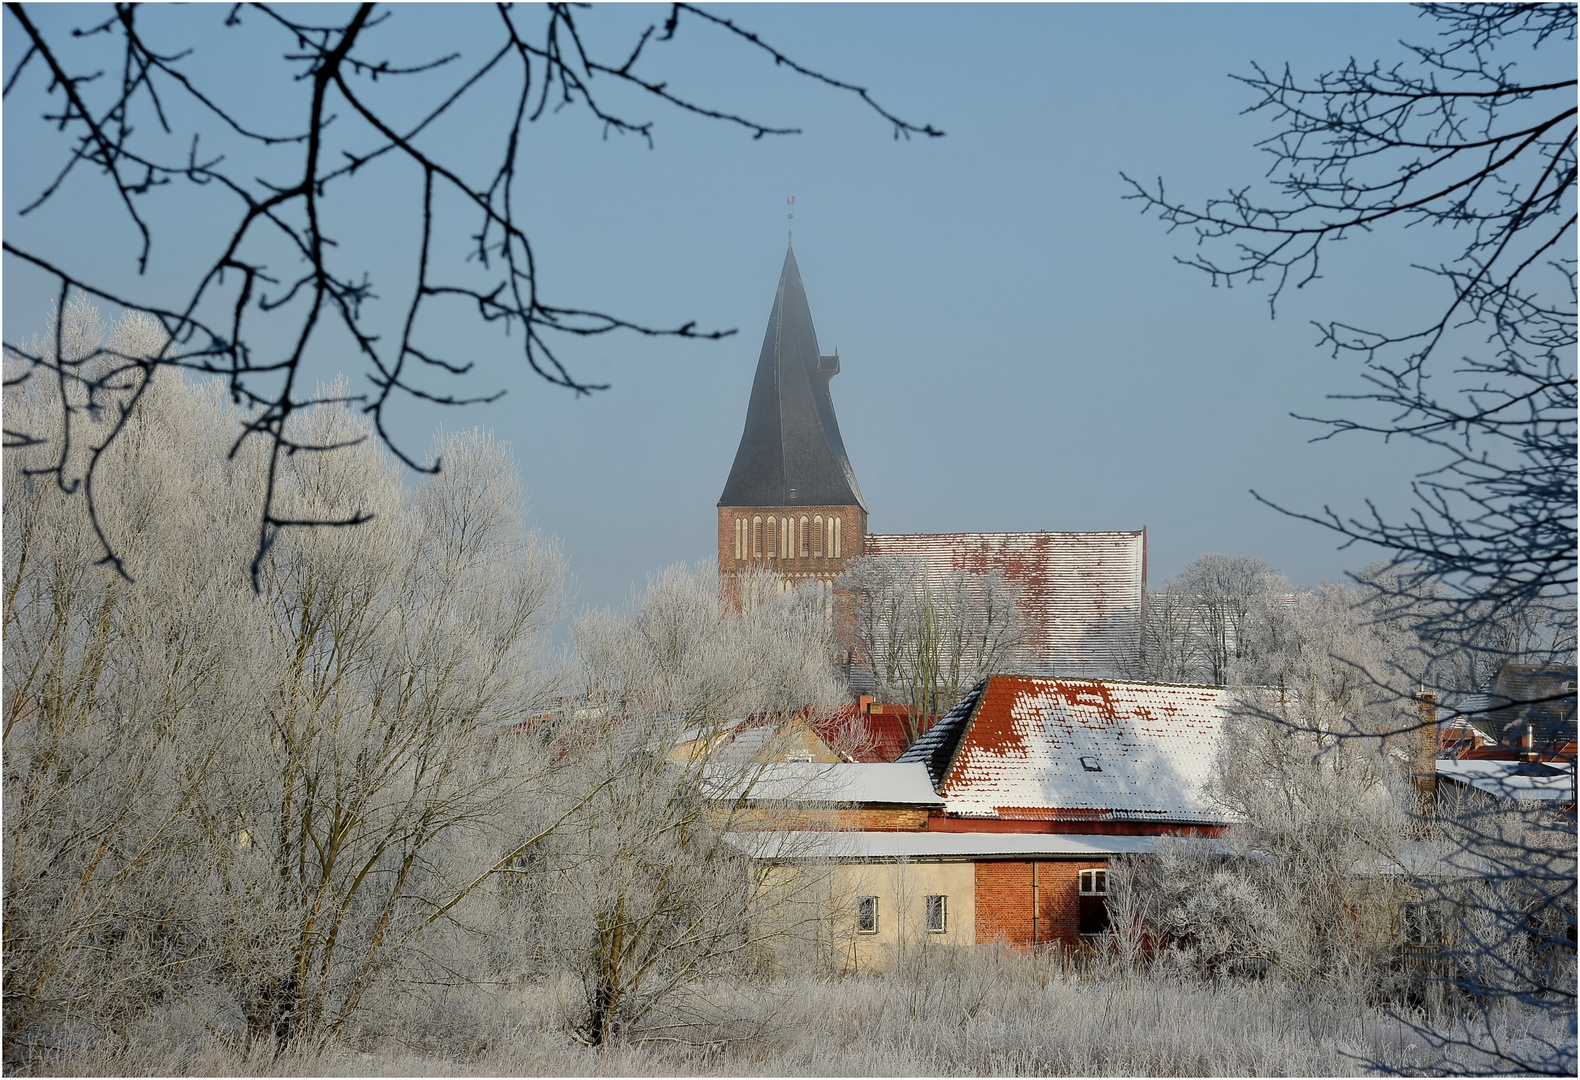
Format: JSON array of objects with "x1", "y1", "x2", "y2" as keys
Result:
[
  {"x1": 1436, "y1": 759, "x2": 1575, "y2": 803},
  {"x1": 704, "y1": 762, "x2": 943, "y2": 807},
  {"x1": 899, "y1": 676, "x2": 1234, "y2": 824},
  {"x1": 864, "y1": 531, "x2": 1144, "y2": 678},
  {"x1": 723, "y1": 829, "x2": 1157, "y2": 863}
]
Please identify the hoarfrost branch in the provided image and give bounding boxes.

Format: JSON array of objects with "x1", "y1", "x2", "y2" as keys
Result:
[{"x1": 1, "y1": 2, "x2": 939, "y2": 587}]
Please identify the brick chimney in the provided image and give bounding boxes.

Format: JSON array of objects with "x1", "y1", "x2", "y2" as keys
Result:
[{"x1": 1414, "y1": 690, "x2": 1438, "y2": 802}]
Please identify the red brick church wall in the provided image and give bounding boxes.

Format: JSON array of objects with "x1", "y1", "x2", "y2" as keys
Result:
[{"x1": 717, "y1": 504, "x2": 866, "y2": 608}]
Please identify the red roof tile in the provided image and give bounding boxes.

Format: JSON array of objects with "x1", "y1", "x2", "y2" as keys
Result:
[
  {"x1": 808, "y1": 705, "x2": 918, "y2": 762},
  {"x1": 899, "y1": 675, "x2": 1233, "y2": 824}
]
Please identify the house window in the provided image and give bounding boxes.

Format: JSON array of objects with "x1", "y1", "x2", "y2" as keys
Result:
[
  {"x1": 1079, "y1": 869, "x2": 1108, "y2": 896},
  {"x1": 1403, "y1": 902, "x2": 1448, "y2": 949},
  {"x1": 926, "y1": 894, "x2": 947, "y2": 934},
  {"x1": 1078, "y1": 869, "x2": 1109, "y2": 935},
  {"x1": 856, "y1": 896, "x2": 879, "y2": 934}
]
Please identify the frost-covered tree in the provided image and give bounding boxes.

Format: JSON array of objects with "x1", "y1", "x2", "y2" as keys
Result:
[
  {"x1": 4, "y1": 300, "x2": 568, "y2": 1055},
  {"x1": 1121, "y1": 582, "x2": 1419, "y2": 1013},
  {"x1": 840, "y1": 556, "x2": 1028, "y2": 743},
  {"x1": 531, "y1": 566, "x2": 843, "y2": 1047}
]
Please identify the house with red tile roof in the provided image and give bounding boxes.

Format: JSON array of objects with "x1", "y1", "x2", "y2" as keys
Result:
[
  {"x1": 899, "y1": 676, "x2": 1234, "y2": 834},
  {"x1": 726, "y1": 675, "x2": 1236, "y2": 960}
]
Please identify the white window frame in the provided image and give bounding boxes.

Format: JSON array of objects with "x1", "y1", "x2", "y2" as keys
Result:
[
  {"x1": 925, "y1": 894, "x2": 947, "y2": 934},
  {"x1": 1079, "y1": 869, "x2": 1108, "y2": 896},
  {"x1": 856, "y1": 895, "x2": 879, "y2": 934}
]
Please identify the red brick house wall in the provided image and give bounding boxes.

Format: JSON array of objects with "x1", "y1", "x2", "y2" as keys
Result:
[{"x1": 974, "y1": 859, "x2": 1108, "y2": 948}]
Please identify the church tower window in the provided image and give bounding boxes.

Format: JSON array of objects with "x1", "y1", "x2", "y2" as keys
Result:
[
  {"x1": 800, "y1": 516, "x2": 810, "y2": 557},
  {"x1": 812, "y1": 516, "x2": 824, "y2": 557},
  {"x1": 752, "y1": 517, "x2": 762, "y2": 559},
  {"x1": 766, "y1": 516, "x2": 777, "y2": 559}
]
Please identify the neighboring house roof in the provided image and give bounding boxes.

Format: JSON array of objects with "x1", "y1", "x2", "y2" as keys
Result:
[
  {"x1": 674, "y1": 708, "x2": 848, "y2": 767},
  {"x1": 705, "y1": 762, "x2": 944, "y2": 807},
  {"x1": 1436, "y1": 758, "x2": 1576, "y2": 804},
  {"x1": 1351, "y1": 841, "x2": 1500, "y2": 880},
  {"x1": 725, "y1": 829, "x2": 1158, "y2": 863},
  {"x1": 1486, "y1": 665, "x2": 1577, "y2": 741},
  {"x1": 711, "y1": 720, "x2": 779, "y2": 764},
  {"x1": 1435, "y1": 693, "x2": 1497, "y2": 741},
  {"x1": 808, "y1": 705, "x2": 914, "y2": 762},
  {"x1": 1438, "y1": 713, "x2": 1492, "y2": 752},
  {"x1": 863, "y1": 530, "x2": 1144, "y2": 678},
  {"x1": 718, "y1": 244, "x2": 865, "y2": 510},
  {"x1": 898, "y1": 676, "x2": 1234, "y2": 825}
]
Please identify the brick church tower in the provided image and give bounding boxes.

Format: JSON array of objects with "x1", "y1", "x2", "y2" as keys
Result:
[{"x1": 718, "y1": 244, "x2": 867, "y2": 607}]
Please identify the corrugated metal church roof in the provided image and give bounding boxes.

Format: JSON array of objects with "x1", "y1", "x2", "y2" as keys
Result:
[
  {"x1": 899, "y1": 676, "x2": 1235, "y2": 825},
  {"x1": 864, "y1": 530, "x2": 1145, "y2": 677},
  {"x1": 718, "y1": 244, "x2": 865, "y2": 511}
]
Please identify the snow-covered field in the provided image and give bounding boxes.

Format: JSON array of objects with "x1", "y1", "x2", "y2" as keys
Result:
[{"x1": 32, "y1": 949, "x2": 1574, "y2": 1077}]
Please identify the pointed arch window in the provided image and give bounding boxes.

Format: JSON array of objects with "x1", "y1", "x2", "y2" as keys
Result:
[
  {"x1": 752, "y1": 516, "x2": 762, "y2": 559},
  {"x1": 799, "y1": 516, "x2": 810, "y2": 557},
  {"x1": 812, "y1": 515, "x2": 824, "y2": 557},
  {"x1": 765, "y1": 516, "x2": 777, "y2": 559}
]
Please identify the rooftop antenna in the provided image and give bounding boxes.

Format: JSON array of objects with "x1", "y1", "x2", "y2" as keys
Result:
[{"x1": 786, "y1": 195, "x2": 795, "y2": 244}]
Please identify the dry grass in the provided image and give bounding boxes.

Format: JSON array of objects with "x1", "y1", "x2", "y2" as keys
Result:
[{"x1": 25, "y1": 947, "x2": 1574, "y2": 1077}]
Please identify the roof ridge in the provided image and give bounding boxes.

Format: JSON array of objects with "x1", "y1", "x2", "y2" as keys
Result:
[
  {"x1": 936, "y1": 677, "x2": 990, "y2": 793},
  {"x1": 897, "y1": 677, "x2": 990, "y2": 791}
]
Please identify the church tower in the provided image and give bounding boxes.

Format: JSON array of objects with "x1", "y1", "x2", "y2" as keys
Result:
[{"x1": 718, "y1": 244, "x2": 867, "y2": 607}]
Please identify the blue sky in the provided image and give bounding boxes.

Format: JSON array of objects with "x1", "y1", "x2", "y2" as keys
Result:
[{"x1": 7, "y1": 3, "x2": 1550, "y2": 614}]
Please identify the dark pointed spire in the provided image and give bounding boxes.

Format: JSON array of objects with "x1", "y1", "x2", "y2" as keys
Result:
[{"x1": 719, "y1": 245, "x2": 866, "y2": 510}]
